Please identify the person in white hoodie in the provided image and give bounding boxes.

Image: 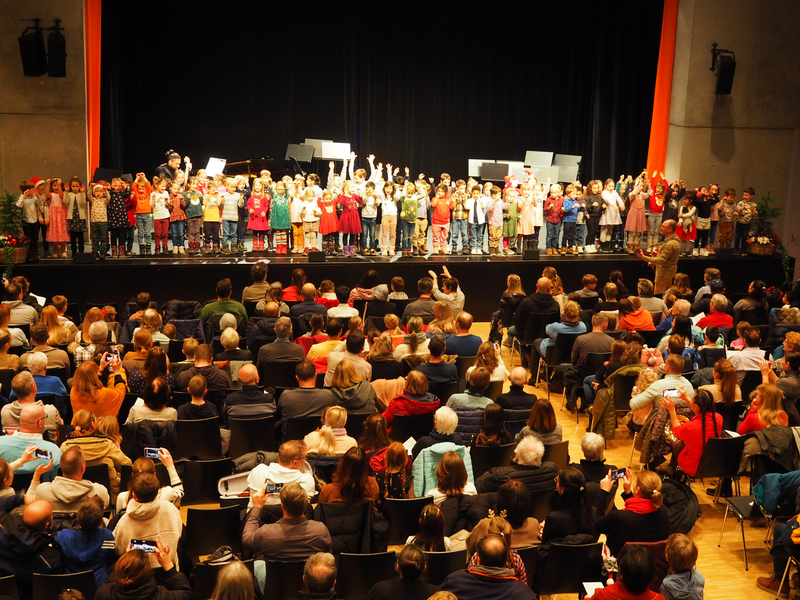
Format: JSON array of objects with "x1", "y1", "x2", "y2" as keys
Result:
[
  {"x1": 246, "y1": 440, "x2": 316, "y2": 509},
  {"x1": 112, "y1": 471, "x2": 183, "y2": 570},
  {"x1": 30, "y1": 446, "x2": 109, "y2": 511}
]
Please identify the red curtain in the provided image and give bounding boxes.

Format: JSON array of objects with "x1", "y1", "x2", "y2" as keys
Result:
[
  {"x1": 646, "y1": 0, "x2": 680, "y2": 174},
  {"x1": 85, "y1": 0, "x2": 102, "y2": 180}
]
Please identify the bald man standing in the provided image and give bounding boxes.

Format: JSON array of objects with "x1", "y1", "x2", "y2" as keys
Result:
[
  {"x1": 636, "y1": 219, "x2": 681, "y2": 294},
  {"x1": 0, "y1": 499, "x2": 63, "y2": 600}
]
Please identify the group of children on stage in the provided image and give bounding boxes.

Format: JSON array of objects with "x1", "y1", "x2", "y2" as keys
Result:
[{"x1": 16, "y1": 154, "x2": 762, "y2": 260}]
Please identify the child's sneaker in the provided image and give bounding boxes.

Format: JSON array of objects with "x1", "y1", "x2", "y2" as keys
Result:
[
  {"x1": 692, "y1": 248, "x2": 699, "y2": 257},
  {"x1": 699, "y1": 248, "x2": 709, "y2": 256}
]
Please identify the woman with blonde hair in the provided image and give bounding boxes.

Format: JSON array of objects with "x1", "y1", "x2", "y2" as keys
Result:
[
  {"x1": 467, "y1": 341, "x2": 509, "y2": 382},
  {"x1": 41, "y1": 305, "x2": 71, "y2": 345},
  {"x1": 427, "y1": 301, "x2": 455, "y2": 334},
  {"x1": 598, "y1": 469, "x2": 671, "y2": 556},
  {"x1": 70, "y1": 354, "x2": 127, "y2": 418},
  {"x1": 738, "y1": 384, "x2": 788, "y2": 434},
  {"x1": 133, "y1": 308, "x2": 170, "y2": 346},
  {"x1": 61, "y1": 409, "x2": 131, "y2": 496},
  {"x1": 393, "y1": 316, "x2": 429, "y2": 360},
  {"x1": 303, "y1": 406, "x2": 357, "y2": 456},
  {"x1": 329, "y1": 359, "x2": 378, "y2": 414}
]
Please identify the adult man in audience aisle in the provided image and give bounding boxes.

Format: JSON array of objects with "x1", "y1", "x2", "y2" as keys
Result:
[
  {"x1": 278, "y1": 361, "x2": 334, "y2": 432},
  {"x1": 562, "y1": 313, "x2": 614, "y2": 411},
  {"x1": 19, "y1": 323, "x2": 70, "y2": 374},
  {"x1": 223, "y1": 364, "x2": 276, "y2": 425},
  {"x1": 243, "y1": 482, "x2": 332, "y2": 593},
  {"x1": 242, "y1": 263, "x2": 271, "y2": 303},
  {"x1": 176, "y1": 343, "x2": 232, "y2": 392},
  {"x1": 200, "y1": 278, "x2": 248, "y2": 323},
  {"x1": 508, "y1": 277, "x2": 560, "y2": 367},
  {"x1": 444, "y1": 312, "x2": 483, "y2": 357},
  {"x1": 401, "y1": 277, "x2": 435, "y2": 325},
  {"x1": 636, "y1": 219, "x2": 680, "y2": 294},
  {"x1": 0, "y1": 404, "x2": 61, "y2": 482}
]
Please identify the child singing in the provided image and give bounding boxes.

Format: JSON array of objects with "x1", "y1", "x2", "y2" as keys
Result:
[
  {"x1": 45, "y1": 178, "x2": 70, "y2": 258},
  {"x1": 89, "y1": 183, "x2": 110, "y2": 261},
  {"x1": 184, "y1": 176, "x2": 204, "y2": 256},
  {"x1": 246, "y1": 179, "x2": 270, "y2": 252},
  {"x1": 167, "y1": 180, "x2": 187, "y2": 255}
]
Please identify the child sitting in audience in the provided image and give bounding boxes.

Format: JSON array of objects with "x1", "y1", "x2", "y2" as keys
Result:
[
  {"x1": 406, "y1": 503, "x2": 452, "y2": 550},
  {"x1": 384, "y1": 314, "x2": 404, "y2": 336},
  {"x1": 55, "y1": 496, "x2": 116, "y2": 586},
  {"x1": 176, "y1": 374, "x2": 218, "y2": 420},
  {"x1": 162, "y1": 323, "x2": 177, "y2": 341},
  {"x1": 730, "y1": 321, "x2": 749, "y2": 350},
  {"x1": 660, "y1": 533, "x2": 705, "y2": 600},
  {"x1": 388, "y1": 276, "x2": 407, "y2": 300}
]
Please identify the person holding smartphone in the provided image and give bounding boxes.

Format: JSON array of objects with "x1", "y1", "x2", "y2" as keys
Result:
[
  {"x1": 70, "y1": 350, "x2": 127, "y2": 419},
  {"x1": 96, "y1": 539, "x2": 191, "y2": 599}
]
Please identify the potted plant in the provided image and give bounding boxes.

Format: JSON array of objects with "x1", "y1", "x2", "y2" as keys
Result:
[
  {"x1": 0, "y1": 190, "x2": 28, "y2": 278},
  {"x1": 746, "y1": 190, "x2": 782, "y2": 257}
]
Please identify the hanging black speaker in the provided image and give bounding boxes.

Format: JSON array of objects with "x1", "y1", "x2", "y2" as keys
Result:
[
  {"x1": 47, "y1": 29, "x2": 66, "y2": 78},
  {"x1": 18, "y1": 28, "x2": 47, "y2": 77},
  {"x1": 715, "y1": 55, "x2": 736, "y2": 95}
]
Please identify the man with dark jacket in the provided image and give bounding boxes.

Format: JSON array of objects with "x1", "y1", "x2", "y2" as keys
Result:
[
  {"x1": 290, "y1": 284, "x2": 328, "y2": 319},
  {"x1": 176, "y1": 343, "x2": 232, "y2": 393},
  {"x1": 508, "y1": 277, "x2": 560, "y2": 366},
  {"x1": 0, "y1": 499, "x2": 63, "y2": 600},
  {"x1": 440, "y1": 533, "x2": 535, "y2": 600},
  {"x1": 223, "y1": 364, "x2": 276, "y2": 426},
  {"x1": 475, "y1": 436, "x2": 557, "y2": 496},
  {"x1": 495, "y1": 367, "x2": 538, "y2": 410}
]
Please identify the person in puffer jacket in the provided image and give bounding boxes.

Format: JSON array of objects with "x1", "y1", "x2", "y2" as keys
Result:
[
  {"x1": 474, "y1": 436, "x2": 557, "y2": 497},
  {"x1": 56, "y1": 496, "x2": 117, "y2": 586},
  {"x1": 382, "y1": 371, "x2": 440, "y2": 434}
]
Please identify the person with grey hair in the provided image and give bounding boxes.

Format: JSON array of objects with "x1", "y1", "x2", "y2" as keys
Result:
[
  {"x1": 411, "y1": 406, "x2": 463, "y2": 460},
  {"x1": 300, "y1": 553, "x2": 337, "y2": 600},
  {"x1": 494, "y1": 367, "x2": 538, "y2": 410},
  {"x1": 256, "y1": 316, "x2": 304, "y2": 366},
  {"x1": 474, "y1": 435, "x2": 557, "y2": 496},
  {"x1": 569, "y1": 432, "x2": 617, "y2": 483},
  {"x1": 8, "y1": 352, "x2": 68, "y2": 416},
  {"x1": 637, "y1": 278, "x2": 668, "y2": 317},
  {"x1": 1, "y1": 370, "x2": 63, "y2": 441},
  {"x1": 215, "y1": 327, "x2": 253, "y2": 362},
  {"x1": 696, "y1": 292, "x2": 734, "y2": 329},
  {"x1": 73, "y1": 320, "x2": 109, "y2": 367}
]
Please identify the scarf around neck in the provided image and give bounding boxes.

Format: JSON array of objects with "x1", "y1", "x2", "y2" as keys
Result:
[{"x1": 624, "y1": 496, "x2": 658, "y2": 515}]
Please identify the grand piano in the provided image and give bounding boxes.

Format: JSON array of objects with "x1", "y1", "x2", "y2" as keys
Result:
[{"x1": 223, "y1": 157, "x2": 291, "y2": 180}]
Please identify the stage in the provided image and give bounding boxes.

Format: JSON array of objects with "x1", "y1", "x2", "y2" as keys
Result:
[{"x1": 15, "y1": 250, "x2": 793, "y2": 322}]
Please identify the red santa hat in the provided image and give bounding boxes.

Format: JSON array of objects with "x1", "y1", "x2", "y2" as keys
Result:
[{"x1": 30, "y1": 177, "x2": 45, "y2": 189}]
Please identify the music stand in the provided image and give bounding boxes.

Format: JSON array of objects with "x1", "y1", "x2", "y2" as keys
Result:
[
  {"x1": 468, "y1": 159, "x2": 493, "y2": 178},
  {"x1": 321, "y1": 142, "x2": 350, "y2": 160},
  {"x1": 304, "y1": 138, "x2": 332, "y2": 159},
  {"x1": 205, "y1": 158, "x2": 226, "y2": 178},
  {"x1": 285, "y1": 144, "x2": 315, "y2": 163},
  {"x1": 480, "y1": 162, "x2": 509, "y2": 181},
  {"x1": 524, "y1": 150, "x2": 554, "y2": 167}
]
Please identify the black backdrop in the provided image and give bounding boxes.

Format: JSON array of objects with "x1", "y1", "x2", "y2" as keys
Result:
[{"x1": 100, "y1": 1, "x2": 664, "y2": 182}]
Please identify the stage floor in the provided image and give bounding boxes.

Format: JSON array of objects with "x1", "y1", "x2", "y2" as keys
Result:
[{"x1": 16, "y1": 249, "x2": 793, "y2": 321}]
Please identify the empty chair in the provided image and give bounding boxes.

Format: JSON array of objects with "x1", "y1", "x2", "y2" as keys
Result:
[
  {"x1": 262, "y1": 559, "x2": 306, "y2": 600},
  {"x1": 335, "y1": 552, "x2": 397, "y2": 600},
  {"x1": 515, "y1": 545, "x2": 539, "y2": 590},
  {"x1": 529, "y1": 489, "x2": 558, "y2": 522},
  {"x1": 229, "y1": 415, "x2": 277, "y2": 458},
  {"x1": 33, "y1": 570, "x2": 96, "y2": 600},
  {"x1": 455, "y1": 356, "x2": 477, "y2": 392},
  {"x1": 535, "y1": 542, "x2": 604, "y2": 596},
  {"x1": 82, "y1": 463, "x2": 112, "y2": 492},
  {"x1": 542, "y1": 440, "x2": 570, "y2": 470},
  {"x1": 389, "y1": 413, "x2": 434, "y2": 443},
  {"x1": 470, "y1": 443, "x2": 516, "y2": 479},
  {"x1": 344, "y1": 412, "x2": 368, "y2": 440},
  {"x1": 259, "y1": 360, "x2": 302, "y2": 390},
  {"x1": 484, "y1": 380, "x2": 504, "y2": 402},
  {"x1": 184, "y1": 505, "x2": 243, "y2": 557},
  {"x1": 182, "y1": 458, "x2": 234, "y2": 505},
  {"x1": 284, "y1": 416, "x2": 321, "y2": 441},
  {"x1": 423, "y1": 549, "x2": 468, "y2": 585},
  {"x1": 175, "y1": 417, "x2": 223, "y2": 460},
  {"x1": 0, "y1": 575, "x2": 19, "y2": 599},
  {"x1": 636, "y1": 329, "x2": 663, "y2": 348},
  {"x1": 383, "y1": 497, "x2": 434, "y2": 545}
]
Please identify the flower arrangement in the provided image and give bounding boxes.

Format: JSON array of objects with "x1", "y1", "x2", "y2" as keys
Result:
[
  {"x1": 0, "y1": 190, "x2": 27, "y2": 278},
  {"x1": 746, "y1": 232, "x2": 782, "y2": 246}
]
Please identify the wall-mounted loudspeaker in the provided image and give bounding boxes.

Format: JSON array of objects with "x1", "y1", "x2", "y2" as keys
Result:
[{"x1": 715, "y1": 54, "x2": 736, "y2": 95}]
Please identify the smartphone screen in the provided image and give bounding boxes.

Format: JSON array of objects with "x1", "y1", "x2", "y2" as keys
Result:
[
  {"x1": 131, "y1": 539, "x2": 157, "y2": 553},
  {"x1": 662, "y1": 389, "x2": 680, "y2": 398},
  {"x1": 265, "y1": 483, "x2": 284, "y2": 494},
  {"x1": 610, "y1": 469, "x2": 625, "y2": 481},
  {"x1": 144, "y1": 447, "x2": 160, "y2": 459},
  {"x1": 34, "y1": 449, "x2": 52, "y2": 460}
]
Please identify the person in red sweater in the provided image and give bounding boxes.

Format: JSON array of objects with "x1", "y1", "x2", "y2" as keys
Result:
[
  {"x1": 695, "y1": 294, "x2": 733, "y2": 329},
  {"x1": 589, "y1": 545, "x2": 665, "y2": 600},
  {"x1": 661, "y1": 388, "x2": 723, "y2": 477},
  {"x1": 381, "y1": 371, "x2": 440, "y2": 434},
  {"x1": 737, "y1": 383, "x2": 788, "y2": 434},
  {"x1": 431, "y1": 184, "x2": 454, "y2": 255}
]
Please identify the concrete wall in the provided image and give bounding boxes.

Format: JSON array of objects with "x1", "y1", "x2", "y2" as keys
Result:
[
  {"x1": 666, "y1": 0, "x2": 800, "y2": 279},
  {"x1": 0, "y1": 0, "x2": 86, "y2": 195}
]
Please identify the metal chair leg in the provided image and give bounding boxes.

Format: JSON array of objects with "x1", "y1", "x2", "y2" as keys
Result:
[
  {"x1": 629, "y1": 431, "x2": 637, "y2": 468},
  {"x1": 777, "y1": 556, "x2": 797, "y2": 600},
  {"x1": 718, "y1": 504, "x2": 730, "y2": 546},
  {"x1": 741, "y1": 512, "x2": 749, "y2": 571}
]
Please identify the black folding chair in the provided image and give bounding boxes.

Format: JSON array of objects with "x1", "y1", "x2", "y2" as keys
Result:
[
  {"x1": 193, "y1": 559, "x2": 255, "y2": 600},
  {"x1": 516, "y1": 545, "x2": 540, "y2": 590},
  {"x1": 536, "y1": 333, "x2": 580, "y2": 401},
  {"x1": 542, "y1": 440, "x2": 570, "y2": 470},
  {"x1": 344, "y1": 412, "x2": 368, "y2": 440},
  {"x1": 335, "y1": 552, "x2": 397, "y2": 600},
  {"x1": 175, "y1": 417, "x2": 223, "y2": 460},
  {"x1": 229, "y1": 416, "x2": 277, "y2": 458},
  {"x1": 470, "y1": 443, "x2": 516, "y2": 478},
  {"x1": 262, "y1": 559, "x2": 306, "y2": 600},
  {"x1": 423, "y1": 549, "x2": 468, "y2": 585},
  {"x1": 636, "y1": 329, "x2": 663, "y2": 348},
  {"x1": 184, "y1": 505, "x2": 243, "y2": 557},
  {"x1": 529, "y1": 490, "x2": 558, "y2": 522},
  {"x1": 82, "y1": 464, "x2": 112, "y2": 492},
  {"x1": 514, "y1": 311, "x2": 560, "y2": 370},
  {"x1": 284, "y1": 416, "x2": 321, "y2": 441},
  {"x1": 692, "y1": 435, "x2": 748, "y2": 502},
  {"x1": 390, "y1": 413, "x2": 434, "y2": 442},
  {"x1": 535, "y1": 542, "x2": 604, "y2": 596},
  {"x1": 182, "y1": 458, "x2": 234, "y2": 505},
  {"x1": 33, "y1": 571, "x2": 97, "y2": 600},
  {"x1": 740, "y1": 370, "x2": 762, "y2": 402},
  {"x1": 383, "y1": 497, "x2": 434, "y2": 545},
  {"x1": 484, "y1": 380, "x2": 504, "y2": 401},
  {"x1": 454, "y1": 356, "x2": 477, "y2": 392}
]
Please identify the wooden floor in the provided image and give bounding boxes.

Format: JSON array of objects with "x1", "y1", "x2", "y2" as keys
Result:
[
  {"x1": 179, "y1": 322, "x2": 779, "y2": 599},
  {"x1": 490, "y1": 323, "x2": 778, "y2": 600}
]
